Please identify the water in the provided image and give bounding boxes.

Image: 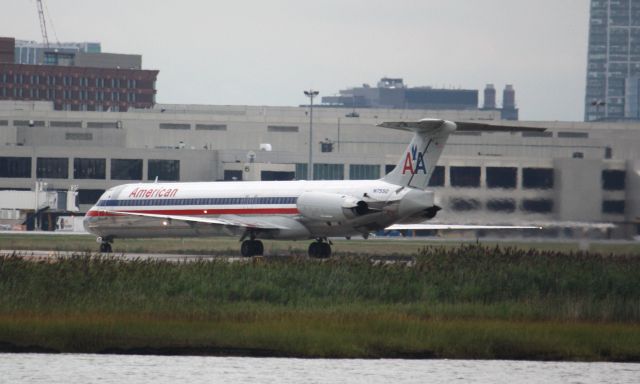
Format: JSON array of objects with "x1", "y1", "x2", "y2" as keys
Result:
[{"x1": 0, "y1": 353, "x2": 638, "y2": 384}]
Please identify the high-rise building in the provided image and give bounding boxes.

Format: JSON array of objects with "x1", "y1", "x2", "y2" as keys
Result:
[
  {"x1": 483, "y1": 84, "x2": 496, "y2": 109},
  {"x1": 0, "y1": 36, "x2": 158, "y2": 112},
  {"x1": 584, "y1": 0, "x2": 640, "y2": 121},
  {"x1": 500, "y1": 84, "x2": 518, "y2": 121},
  {"x1": 14, "y1": 40, "x2": 101, "y2": 66},
  {"x1": 625, "y1": 75, "x2": 640, "y2": 118}
]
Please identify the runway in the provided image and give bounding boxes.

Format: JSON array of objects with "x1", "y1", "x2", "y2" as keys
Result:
[
  {"x1": 0, "y1": 249, "x2": 249, "y2": 263},
  {"x1": 0, "y1": 249, "x2": 419, "y2": 267}
]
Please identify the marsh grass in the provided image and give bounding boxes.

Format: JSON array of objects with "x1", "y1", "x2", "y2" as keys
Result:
[
  {"x1": 0, "y1": 245, "x2": 639, "y2": 360},
  {"x1": 2, "y1": 233, "x2": 640, "y2": 256},
  {"x1": 1, "y1": 311, "x2": 638, "y2": 360}
]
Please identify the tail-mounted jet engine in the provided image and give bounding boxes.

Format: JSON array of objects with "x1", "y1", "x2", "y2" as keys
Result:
[
  {"x1": 396, "y1": 189, "x2": 438, "y2": 220},
  {"x1": 297, "y1": 192, "x2": 376, "y2": 221}
]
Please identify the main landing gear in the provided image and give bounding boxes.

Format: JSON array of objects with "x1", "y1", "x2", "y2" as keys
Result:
[
  {"x1": 308, "y1": 238, "x2": 331, "y2": 258},
  {"x1": 241, "y1": 239, "x2": 264, "y2": 257},
  {"x1": 239, "y1": 236, "x2": 332, "y2": 258},
  {"x1": 240, "y1": 230, "x2": 264, "y2": 257}
]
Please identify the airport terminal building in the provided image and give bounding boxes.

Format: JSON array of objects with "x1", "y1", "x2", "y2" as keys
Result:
[{"x1": 0, "y1": 100, "x2": 639, "y2": 237}]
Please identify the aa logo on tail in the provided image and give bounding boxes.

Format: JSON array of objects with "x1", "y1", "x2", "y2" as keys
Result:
[{"x1": 401, "y1": 145, "x2": 427, "y2": 175}]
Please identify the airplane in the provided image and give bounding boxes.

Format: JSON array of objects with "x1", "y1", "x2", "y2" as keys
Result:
[{"x1": 83, "y1": 118, "x2": 544, "y2": 257}]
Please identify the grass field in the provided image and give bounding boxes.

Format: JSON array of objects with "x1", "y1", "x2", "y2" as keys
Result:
[
  {"x1": 0, "y1": 241, "x2": 639, "y2": 360},
  {"x1": 2, "y1": 232, "x2": 640, "y2": 256}
]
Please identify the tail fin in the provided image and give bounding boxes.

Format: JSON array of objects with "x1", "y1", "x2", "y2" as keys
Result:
[{"x1": 380, "y1": 119, "x2": 455, "y2": 190}]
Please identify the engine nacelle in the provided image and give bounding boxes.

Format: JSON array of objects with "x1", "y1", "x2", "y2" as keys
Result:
[
  {"x1": 397, "y1": 189, "x2": 435, "y2": 219},
  {"x1": 296, "y1": 192, "x2": 369, "y2": 221}
]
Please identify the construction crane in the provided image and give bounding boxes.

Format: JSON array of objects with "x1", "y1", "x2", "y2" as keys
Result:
[{"x1": 35, "y1": 0, "x2": 50, "y2": 47}]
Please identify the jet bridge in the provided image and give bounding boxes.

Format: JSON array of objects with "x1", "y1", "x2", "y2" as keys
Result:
[{"x1": 0, "y1": 184, "x2": 79, "y2": 231}]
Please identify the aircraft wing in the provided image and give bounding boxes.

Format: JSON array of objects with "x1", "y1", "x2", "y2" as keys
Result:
[
  {"x1": 386, "y1": 224, "x2": 543, "y2": 230},
  {"x1": 99, "y1": 209, "x2": 288, "y2": 229},
  {"x1": 386, "y1": 221, "x2": 619, "y2": 231}
]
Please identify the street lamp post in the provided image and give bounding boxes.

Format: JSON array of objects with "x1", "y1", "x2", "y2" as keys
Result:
[{"x1": 304, "y1": 89, "x2": 319, "y2": 180}]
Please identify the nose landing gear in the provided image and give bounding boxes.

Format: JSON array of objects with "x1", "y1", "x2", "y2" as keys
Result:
[{"x1": 97, "y1": 237, "x2": 113, "y2": 253}]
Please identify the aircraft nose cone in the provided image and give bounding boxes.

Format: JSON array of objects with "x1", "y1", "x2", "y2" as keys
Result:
[{"x1": 398, "y1": 189, "x2": 434, "y2": 218}]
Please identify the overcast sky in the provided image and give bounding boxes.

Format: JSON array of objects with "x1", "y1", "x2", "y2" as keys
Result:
[{"x1": 2, "y1": 0, "x2": 589, "y2": 121}]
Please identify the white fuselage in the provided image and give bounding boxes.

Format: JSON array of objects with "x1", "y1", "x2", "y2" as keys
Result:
[{"x1": 83, "y1": 179, "x2": 435, "y2": 240}]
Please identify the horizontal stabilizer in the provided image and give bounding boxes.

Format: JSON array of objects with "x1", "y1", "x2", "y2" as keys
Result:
[
  {"x1": 377, "y1": 118, "x2": 445, "y2": 132},
  {"x1": 377, "y1": 119, "x2": 547, "y2": 134},
  {"x1": 454, "y1": 121, "x2": 546, "y2": 133},
  {"x1": 378, "y1": 118, "x2": 547, "y2": 190}
]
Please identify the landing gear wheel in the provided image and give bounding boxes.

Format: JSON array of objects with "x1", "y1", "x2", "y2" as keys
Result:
[
  {"x1": 319, "y1": 242, "x2": 331, "y2": 258},
  {"x1": 308, "y1": 241, "x2": 331, "y2": 258},
  {"x1": 255, "y1": 241, "x2": 264, "y2": 256},
  {"x1": 99, "y1": 242, "x2": 112, "y2": 253},
  {"x1": 240, "y1": 240, "x2": 264, "y2": 257},
  {"x1": 97, "y1": 236, "x2": 113, "y2": 253},
  {"x1": 308, "y1": 242, "x2": 320, "y2": 257}
]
